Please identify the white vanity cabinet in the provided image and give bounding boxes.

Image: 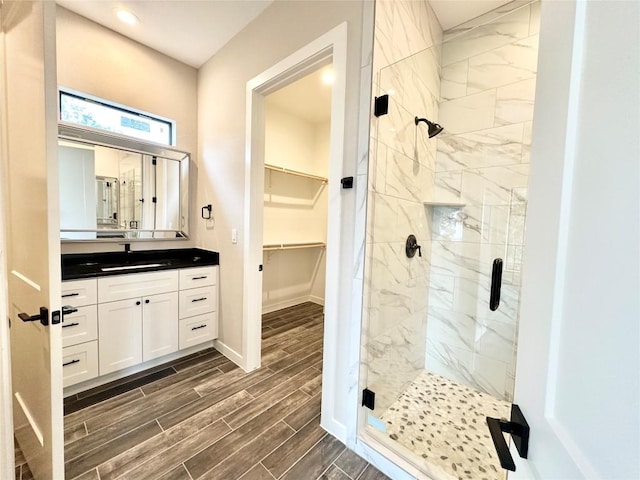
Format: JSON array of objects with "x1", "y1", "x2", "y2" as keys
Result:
[
  {"x1": 62, "y1": 264, "x2": 218, "y2": 389},
  {"x1": 178, "y1": 266, "x2": 218, "y2": 349},
  {"x1": 97, "y1": 270, "x2": 179, "y2": 375},
  {"x1": 61, "y1": 278, "x2": 99, "y2": 388}
]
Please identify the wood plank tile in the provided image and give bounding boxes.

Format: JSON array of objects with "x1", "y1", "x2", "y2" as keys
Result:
[
  {"x1": 279, "y1": 433, "x2": 345, "y2": 480},
  {"x1": 357, "y1": 465, "x2": 391, "y2": 480},
  {"x1": 19, "y1": 462, "x2": 33, "y2": 480},
  {"x1": 223, "y1": 375, "x2": 313, "y2": 429},
  {"x1": 318, "y1": 465, "x2": 352, "y2": 480},
  {"x1": 64, "y1": 422, "x2": 87, "y2": 445},
  {"x1": 85, "y1": 388, "x2": 200, "y2": 432},
  {"x1": 65, "y1": 368, "x2": 176, "y2": 415},
  {"x1": 184, "y1": 390, "x2": 310, "y2": 479},
  {"x1": 64, "y1": 389, "x2": 144, "y2": 429},
  {"x1": 65, "y1": 420, "x2": 162, "y2": 479},
  {"x1": 194, "y1": 366, "x2": 272, "y2": 396},
  {"x1": 239, "y1": 464, "x2": 276, "y2": 480},
  {"x1": 268, "y1": 344, "x2": 323, "y2": 372},
  {"x1": 171, "y1": 348, "x2": 222, "y2": 371},
  {"x1": 71, "y1": 469, "x2": 100, "y2": 480},
  {"x1": 117, "y1": 420, "x2": 231, "y2": 480},
  {"x1": 156, "y1": 465, "x2": 192, "y2": 480},
  {"x1": 262, "y1": 415, "x2": 327, "y2": 478},
  {"x1": 140, "y1": 362, "x2": 224, "y2": 395},
  {"x1": 334, "y1": 449, "x2": 369, "y2": 479},
  {"x1": 158, "y1": 369, "x2": 273, "y2": 429},
  {"x1": 197, "y1": 421, "x2": 296, "y2": 480},
  {"x1": 284, "y1": 392, "x2": 322, "y2": 431},
  {"x1": 218, "y1": 360, "x2": 240, "y2": 373},
  {"x1": 299, "y1": 372, "x2": 322, "y2": 396},
  {"x1": 246, "y1": 358, "x2": 320, "y2": 398},
  {"x1": 98, "y1": 391, "x2": 252, "y2": 479},
  {"x1": 67, "y1": 390, "x2": 199, "y2": 461}
]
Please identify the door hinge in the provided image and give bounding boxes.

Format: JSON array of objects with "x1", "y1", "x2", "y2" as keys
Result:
[
  {"x1": 341, "y1": 176, "x2": 354, "y2": 189},
  {"x1": 152, "y1": 196, "x2": 157, "y2": 203},
  {"x1": 374, "y1": 94, "x2": 389, "y2": 117},
  {"x1": 152, "y1": 156, "x2": 157, "y2": 166},
  {"x1": 362, "y1": 388, "x2": 375, "y2": 410}
]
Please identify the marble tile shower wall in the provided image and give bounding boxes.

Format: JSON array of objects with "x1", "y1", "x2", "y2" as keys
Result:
[
  {"x1": 364, "y1": 0, "x2": 443, "y2": 414},
  {"x1": 425, "y1": 1, "x2": 541, "y2": 402}
]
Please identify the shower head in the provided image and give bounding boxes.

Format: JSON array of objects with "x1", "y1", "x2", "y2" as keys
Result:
[{"x1": 415, "y1": 116, "x2": 444, "y2": 138}]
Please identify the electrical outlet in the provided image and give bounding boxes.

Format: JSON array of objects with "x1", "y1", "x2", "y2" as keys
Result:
[{"x1": 231, "y1": 228, "x2": 237, "y2": 244}]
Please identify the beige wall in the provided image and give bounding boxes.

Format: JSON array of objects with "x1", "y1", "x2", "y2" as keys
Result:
[
  {"x1": 56, "y1": 7, "x2": 198, "y2": 253},
  {"x1": 197, "y1": 0, "x2": 366, "y2": 367}
]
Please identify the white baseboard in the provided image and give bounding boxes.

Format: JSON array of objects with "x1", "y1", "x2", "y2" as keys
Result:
[
  {"x1": 262, "y1": 295, "x2": 324, "y2": 314},
  {"x1": 212, "y1": 339, "x2": 245, "y2": 370}
]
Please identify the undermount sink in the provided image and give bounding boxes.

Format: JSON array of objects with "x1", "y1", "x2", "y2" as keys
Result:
[{"x1": 100, "y1": 263, "x2": 164, "y2": 272}]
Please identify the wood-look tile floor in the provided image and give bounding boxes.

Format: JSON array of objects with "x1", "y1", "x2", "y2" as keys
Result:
[{"x1": 16, "y1": 302, "x2": 390, "y2": 480}]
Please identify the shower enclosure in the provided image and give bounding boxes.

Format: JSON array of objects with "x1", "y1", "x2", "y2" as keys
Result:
[{"x1": 360, "y1": 1, "x2": 540, "y2": 478}]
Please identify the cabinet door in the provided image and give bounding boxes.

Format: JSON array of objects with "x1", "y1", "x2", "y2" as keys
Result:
[
  {"x1": 142, "y1": 291, "x2": 179, "y2": 361},
  {"x1": 98, "y1": 298, "x2": 142, "y2": 375}
]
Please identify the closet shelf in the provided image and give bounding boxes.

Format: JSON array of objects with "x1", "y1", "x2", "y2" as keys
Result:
[
  {"x1": 263, "y1": 242, "x2": 326, "y2": 251},
  {"x1": 264, "y1": 164, "x2": 328, "y2": 183},
  {"x1": 423, "y1": 200, "x2": 466, "y2": 208}
]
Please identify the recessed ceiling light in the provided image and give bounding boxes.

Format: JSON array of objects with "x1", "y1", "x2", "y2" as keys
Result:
[
  {"x1": 321, "y1": 69, "x2": 335, "y2": 86},
  {"x1": 116, "y1": 9, "x2": 139, "y2": 25}
]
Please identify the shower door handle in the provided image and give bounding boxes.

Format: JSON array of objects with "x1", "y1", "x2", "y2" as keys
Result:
[
  {"x1": 486, "y1": 404, "x2": 530, "y2": 472},
  {"x1": 490, "y1": 258, "x2": 503, "y2": 311}
]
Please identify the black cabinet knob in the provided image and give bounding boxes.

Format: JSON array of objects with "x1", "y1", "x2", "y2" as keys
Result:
[
  {"x1": 145, "y1": 299, "x2": 150, "y2": 304},
  {"x1": 136, "y1": 301, "x2": 141, "y2": 306}
]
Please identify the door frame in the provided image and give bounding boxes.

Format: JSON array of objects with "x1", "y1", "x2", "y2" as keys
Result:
[
  {"x1": 0, "y1": 5, "x2": 13, "y2": 476},
  {"x1": 243, "y1": 23, "x2": 347, "y2": 433}
]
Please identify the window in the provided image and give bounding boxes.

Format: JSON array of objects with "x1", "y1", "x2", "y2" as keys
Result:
[{"x1": 59, "y1": 89, "x2": 175, "y2": 146}]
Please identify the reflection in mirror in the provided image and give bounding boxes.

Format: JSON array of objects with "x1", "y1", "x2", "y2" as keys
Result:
[{"x1": 58, "y1": 125, "x2": 190, "y2": 241}]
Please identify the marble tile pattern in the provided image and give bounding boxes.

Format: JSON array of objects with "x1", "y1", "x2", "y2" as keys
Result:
[
  {"x1": 364, "y1": 0, "x2": 443, "y2": 415},
  {"x1": 426, "y1": 0, "x2": 540, "y2": 402},
  {"x1": 378, "y1": 370, "x2": 510, "y2": 480}
]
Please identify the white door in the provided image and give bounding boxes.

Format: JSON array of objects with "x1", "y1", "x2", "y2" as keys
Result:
[
  {"x1": 511, "y1": 1, "x2": 639, "y2": 478},
  {"x1": 143, "y1": 292, "x2": 179, "y2": 361},
  {"x1": 1, "y1": 1, "x2": 64, "y2": 479},
  {"x1": 98, "y1": 299, "x2": 143, "y2": 375}
]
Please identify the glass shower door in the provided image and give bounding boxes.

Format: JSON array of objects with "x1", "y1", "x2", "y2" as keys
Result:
[{"x1": 361, "y1": 1, "x2": 540, "y2": 478}]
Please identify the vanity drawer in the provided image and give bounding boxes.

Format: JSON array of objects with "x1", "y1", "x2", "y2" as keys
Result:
[
  {"x1": 98, "y1": 270, "x2": 179, "y2": 303},
  {"x1": 61, "y1": 279, "x2": 97, "y2": 307},
  {"x1": 62, "y1": 341, "x2": 98, "y2": 388},
  {"x1": 179, "y1": 285, "x2": 217, "y2": 319},
  {"x1": 179, "y1": 266, "x2": 217, "y2": 290},
  {"x1": 179, "y1": 312, "x2": 218, "y2": 349},
  {"x1": 62, "y1": 305, "x2": 98, "y2": 348}
]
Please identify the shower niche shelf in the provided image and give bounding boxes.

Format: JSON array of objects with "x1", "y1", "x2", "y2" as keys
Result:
[{"x1": 423, "y1": 200, "x2": 466, "y2": 208}]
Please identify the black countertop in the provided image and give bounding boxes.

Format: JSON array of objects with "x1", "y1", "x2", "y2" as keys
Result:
[{"x1": 62, "y1": 248, "x2": 219, "y2": 281}]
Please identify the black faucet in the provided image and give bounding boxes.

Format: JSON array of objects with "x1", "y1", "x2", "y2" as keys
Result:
[{"x1": 121, "y1": 243, "x2": 131, "y2": 253}]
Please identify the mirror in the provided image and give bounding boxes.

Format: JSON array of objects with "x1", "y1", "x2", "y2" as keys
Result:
[{"x1": 58, "y1": 123, "x2": 190, "y2": 241}]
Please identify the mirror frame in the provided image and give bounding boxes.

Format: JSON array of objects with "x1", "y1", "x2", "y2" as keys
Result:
[{"x1": 58, "y1": 122, "x2": 190, "y2": 242}]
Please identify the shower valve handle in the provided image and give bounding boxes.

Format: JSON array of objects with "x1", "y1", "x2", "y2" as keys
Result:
[{"x1": 405, "y1": 234, "x2": 422, "y2": 258}]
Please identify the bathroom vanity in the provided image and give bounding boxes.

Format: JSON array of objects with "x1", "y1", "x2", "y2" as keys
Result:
[{"x1": 60, "y1": 248, "x2": 219, "y2": 393}]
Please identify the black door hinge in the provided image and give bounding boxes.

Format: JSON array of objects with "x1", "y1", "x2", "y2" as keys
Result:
[
  {"x1": 258, "y1": 264, "x2": 263, "y2": 272},
  {"x1": 152, "y1": 196, "x2": 157, "y2": 203},
  {"x1": 341, "y1": 177, "x2": 353, "y2": 189},
  {"x1": 152, "y1": 156, "x2": 157, "y2": 166},
  {"x1": 374, "y1": 95, "x2": 389, "y2": 117},
  {"x1": 362, "y1": 388, "x2": 375, "y2": 410}
]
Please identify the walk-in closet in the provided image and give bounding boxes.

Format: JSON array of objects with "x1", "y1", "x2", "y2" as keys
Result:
[{"x1": 261, "y1": 66, "x2": 332, "y2": 321}]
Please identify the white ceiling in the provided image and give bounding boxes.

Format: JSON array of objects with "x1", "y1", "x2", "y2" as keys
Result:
[
  {"x1": 266, "y1": 67, "x2": 333, "y2": 125},
  {"x1": 430, "y1": 0, "x2": 512, "y2": 30},
  {"x1": 56, "y1": 0, "x2": 273, "y2": 68}
]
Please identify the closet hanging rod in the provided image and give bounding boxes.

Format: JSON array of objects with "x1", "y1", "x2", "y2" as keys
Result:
[
  {"x1": 263, "y1": 242, "x2": 326, "y2": 251},
  {"x1": 264, "y1": 164, "x2": 328, "y2": 183}
]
